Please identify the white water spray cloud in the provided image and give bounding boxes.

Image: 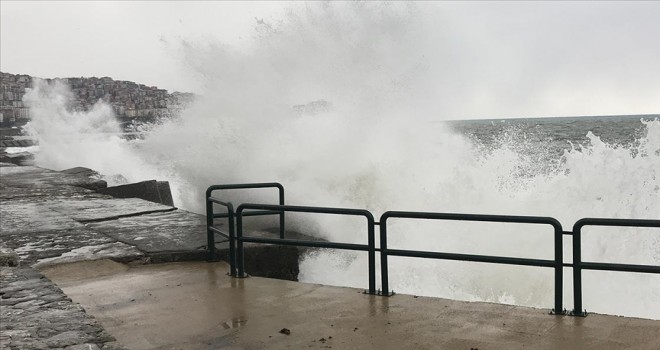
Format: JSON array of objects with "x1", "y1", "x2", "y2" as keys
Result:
[
  {"x1": 19, "y1": 3, "x2": 660, "y2": 319},
  {"x1": 22, "y1": 79, "x2": 162, "y2": 186}
]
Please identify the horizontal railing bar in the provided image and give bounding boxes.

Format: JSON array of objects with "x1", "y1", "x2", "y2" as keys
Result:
[
  {"x1": 207, "y1": 182, "x2": 284, "y2": 191},
  {"x1": 239, "y1": 236, "x2": 370, "y2": 252},
  {"x1": 207, "y1": 183, "x2": 285, "y2": 276},
  {"x1": 208, "y1": 182, "x2": 659, "y2": 315},
  {"x1": 239, "y1": 203, "x2": 374, "y2": 218},
  {"x1": 236, "y1": 202, "x2": 375, "y2": 294},
  {"x1": 572, "y1": 218, "x2": 659, "y2": 315},
  {"x1": 574, "y1": 218, "x2": 660, "y2": 229},
  {"x1": 381, "y1": 211, "x2": 562, "y2": 227},
  {"x1": 385, "y1": 249, "x2": 556, "y2": 268},
  {"x1": 213, "y1": 210, "x2": 282, "y2": 218},
  {"x1": 581, "y1": 262, "x2": 660, "y2": 274}
]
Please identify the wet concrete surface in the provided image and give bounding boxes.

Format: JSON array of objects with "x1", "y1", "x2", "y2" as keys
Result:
[
  {"x1": 43, "y1": 260, "x2": 660, "y2": 350},
  {"x1": 0, "y1": 163, "x2": 321, "y2": 349},
  {"x1": 0, "y1": 165, "x2": 107, "y2": 190},
  {"x1": 0, "y1": 165, "x2": 203, "y2": 268},
  {"x1": 85, "y1": 210, "x2": 208, "y2": 254},
  {"x1": 0, "y1": 165, "x2": 306, "y2": 270},
  {"x1": 1, "y1": 266, "x2": 127, "y2": 350},
  {"x1": 4, "y1": 164, "x2": 660, "y2": 349}
]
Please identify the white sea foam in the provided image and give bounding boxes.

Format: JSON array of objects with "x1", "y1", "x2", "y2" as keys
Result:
[
  {"x1": 22, "y1": 79, "x2": 162, "y2": 186},
  {"x1": 22, "y1": 3, "x2": 659, "y2": 319}
]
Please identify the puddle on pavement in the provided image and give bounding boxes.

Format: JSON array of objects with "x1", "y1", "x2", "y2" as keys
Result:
[
  {"x1": 40, "y1": 259, "x2": 248, "y2": 350},
  {"x1": 39, "y1": 259, "x2": 130, "y2": 284},
  {"x1": 221, "y1": 318, "x2": 249, "y2": 329}
]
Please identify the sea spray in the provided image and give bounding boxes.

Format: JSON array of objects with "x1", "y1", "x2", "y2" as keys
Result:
[
  {"x1": 22, "y1": 3, "x2": 659, "y2": 319},
  {"x1": 298, "y1": 119, "x2": 659, "y2": 319},
  {"x1": 22, "y1": 79, "x2": 163, "y2": 187}
]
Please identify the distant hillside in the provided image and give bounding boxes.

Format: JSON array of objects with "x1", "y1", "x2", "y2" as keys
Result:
[{"x1": 0, "y1": 72, "x2": 194, "y2": 124}]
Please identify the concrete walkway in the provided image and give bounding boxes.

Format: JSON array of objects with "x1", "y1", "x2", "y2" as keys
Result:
[
  {"x1": 0, "y1": 165, "x2": 208, "y2": 268},
  {"x1": 2, "y1": 164, "x2": 660, "y2": 349},
  {"x1": 43, "y1": 260, "x2": 660, "y2": 350}
]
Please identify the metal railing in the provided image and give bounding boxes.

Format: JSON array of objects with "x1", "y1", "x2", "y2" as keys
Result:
[
  {"x1": 235, "y1": 203, "x2": 377, "y2": 294},
  {"x1": 379, "y1": 211, "x2": 564, "y2": 314},
  {"x1": 205, "y1": 183, "x2": 660, "y2": 316},
  {"x1": 206, "y1": 183, "x2": 285, "y2": 276},
  {"x1": 571, "y1": 218, "x2": 660, "y2": 316}
]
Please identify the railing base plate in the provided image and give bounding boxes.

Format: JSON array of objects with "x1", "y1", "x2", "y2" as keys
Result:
[
  {"x1": 549, "y1": 308, "x2": 568, "y2": 316},
  {"x1": 569, "y1": 309, "x2": 588, "y2": 317}
]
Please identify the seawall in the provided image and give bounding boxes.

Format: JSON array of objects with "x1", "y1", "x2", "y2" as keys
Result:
[{"x1": 1, "y1": 162, "x2": 659, "y2": 349}]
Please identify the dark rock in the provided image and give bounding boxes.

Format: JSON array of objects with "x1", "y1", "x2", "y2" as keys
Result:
[
  {"x1": 0, "y1": 243, "x2": 19, "y2": 266},
  {"x1": 243, "y1": 245, "x2": 301, "y2": 281},
  {"x1": 61, "y1": 167, "x2": 100, "y2": 178},
  {"x1": 17, "y1": 139, "x2": 36, "y2": 147},
  {"x1": 0, "y1": 151, "x2": 34, "y2": 165}
]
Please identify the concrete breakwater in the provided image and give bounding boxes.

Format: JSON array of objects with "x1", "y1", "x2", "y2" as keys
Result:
[
  {"x1": 0, "y1": 163, "x2": 304, "y2": 349},
  {"x1": 1, "y1": 133, "x2": 145, "y2": 149},
  {"x1": 0, "y1": 134, "x2": 145, "y2": 167},
  {"x1": 0, "y1": 163, "x2": 308, "y2": 274},
  {"x1": 0, "y1": 138, "x2": 36, "y2": 148},
  {"x1": 2, "y1": 162, "x2": 660, "y2": 349}
]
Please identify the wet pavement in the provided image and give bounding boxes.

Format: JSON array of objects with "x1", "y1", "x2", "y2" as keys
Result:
[
  {"x1": 0, "y1": 165, "x2": 207, "y2": 267},
  {"x1": 0, "y1": 164, "x2": 207, "y2": 349},
  {"x1": 0, "y1": 164, "x2": 307, "y2": 349},
  {"x1": 43, "y1": 260, "x2": 660, "y2": 350},
  {"x1": 3, "y1": 163, "x2": 660, "y2": 349},
  {"x1": 0, "y1": 266, "x2": 127, "y2": 350}
]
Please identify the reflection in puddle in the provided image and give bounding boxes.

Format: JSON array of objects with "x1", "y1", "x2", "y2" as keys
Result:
[{"x1": 221, "y1": 318, "x2": 248, "y2": 329}]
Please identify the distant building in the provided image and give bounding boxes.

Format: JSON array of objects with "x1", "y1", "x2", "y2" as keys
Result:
[{"x1": 0, "y1": 71, "x2": 195, "y2": 124}]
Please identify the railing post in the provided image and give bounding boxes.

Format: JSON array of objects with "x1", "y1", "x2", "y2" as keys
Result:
[
  {"x1": 367, "y1": 214, "x2": 376, "y2": 295},
  {"x1": 206, "y1": 197, "x2": 216, "y2": 261},
  {"x1": 236, "y1": 208, "x2": 245, "y2": 278},
  {"x1": 278, "y1": 185, "x2": 285, "y2": 239},
  {"x1": 572, "y1": 223, "x2": 584, "y2": 316},
  {"x1": 380, "y1": 215, "x2": 390, "y2": 296},
  {"x1": 553, "y1": 223, "x2": 563, "y2": 315},
  {"x1": 227, "y1": 203, "x2": 236, "y2": 277},
  {"x1": 236, "y1": 208, "x2": 246, "y2": 278}
]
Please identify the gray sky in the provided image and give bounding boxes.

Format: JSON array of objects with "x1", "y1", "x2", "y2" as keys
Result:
[
  {"x1": 1, "y1": 1, "x2": 286, "y2": 92},
  {"x1": 1, "y1": 1, "x2": 659, "y2": 119}
]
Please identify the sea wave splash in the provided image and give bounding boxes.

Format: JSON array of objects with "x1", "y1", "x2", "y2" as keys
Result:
[{"x1": 22, "y1": 2, "x2": 659, "y2": 319}]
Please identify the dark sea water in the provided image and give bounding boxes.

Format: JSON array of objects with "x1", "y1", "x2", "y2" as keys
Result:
[
  {"x1": 447, "y1": 114, "x2": 658, "y2": 155},
  {"x1": 442, "y1": 114, "x2": 659, "y2": 177}
]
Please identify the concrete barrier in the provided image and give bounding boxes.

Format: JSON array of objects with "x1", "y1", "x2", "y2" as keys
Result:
[{"x1": 97, "y1": 180, "x2": 175, "y2": 207}]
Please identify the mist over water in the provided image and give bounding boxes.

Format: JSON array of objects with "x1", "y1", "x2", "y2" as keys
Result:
[{"x1": 22, "y1": 3, "x2": 659, "y2": 319}]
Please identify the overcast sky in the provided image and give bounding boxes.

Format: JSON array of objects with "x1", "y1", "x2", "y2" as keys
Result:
[{"x1": 1, "y1": 1, "x2": 659, "y2": 119}]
